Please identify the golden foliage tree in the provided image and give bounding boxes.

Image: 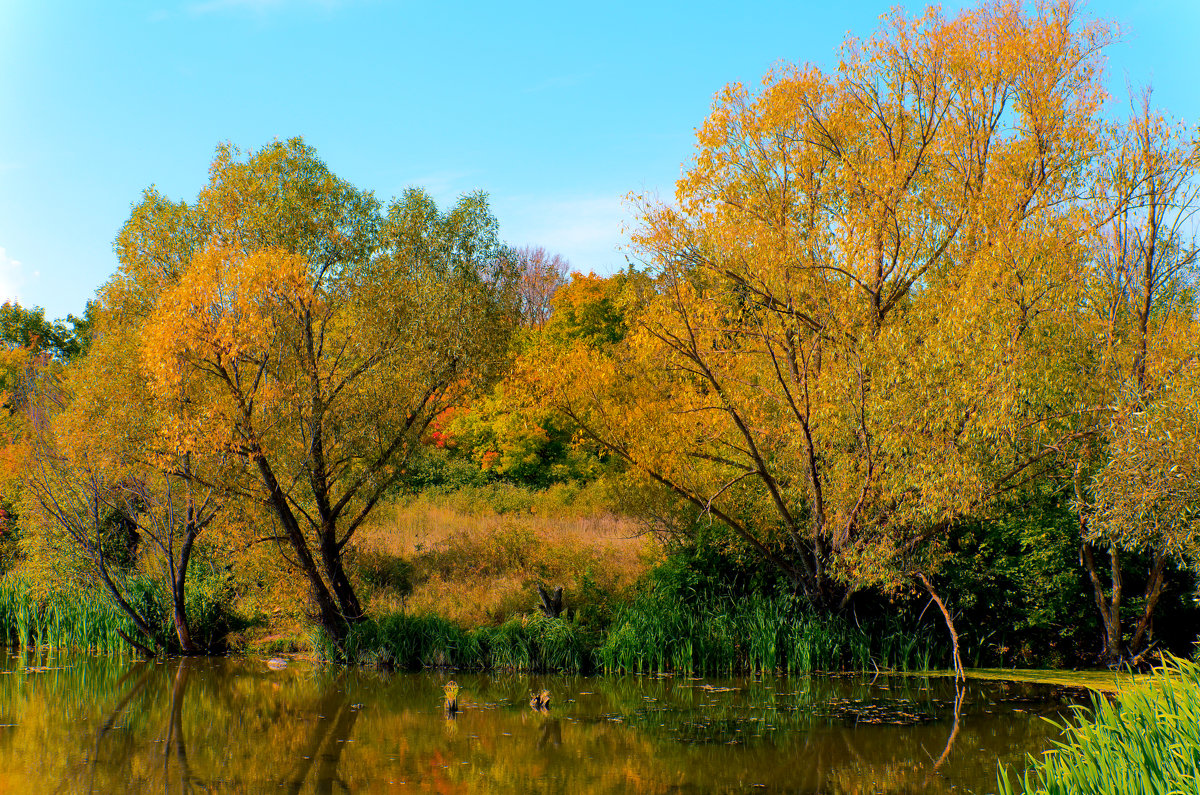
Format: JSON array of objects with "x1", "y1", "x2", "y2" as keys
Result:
[
  {"x1": 536, "y1": 2, "x2": 1120, "y2": 672},
  {"x1": 21, "y1": 310, "x2": 230, "y2": 654},
  {"x1": 120, "y1": 139, "x2": 518, "y2": 642},
  {"x1": 1074, "y1": 88, "x2": 1200, "y2": 664}
]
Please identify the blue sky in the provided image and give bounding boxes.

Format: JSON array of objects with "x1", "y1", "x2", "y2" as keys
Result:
[{"x1": 1, "y1": 0, "x2": 1197, "y2": 319}]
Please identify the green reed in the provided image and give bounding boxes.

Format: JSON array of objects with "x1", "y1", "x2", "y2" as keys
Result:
[
  {"x1": 338, "y1": 611, "x2": 592, "y2": 673},
  {"x1": 596, "y1": 590, "x2": 945, "y2": 676},
  {"x1": 0, "y1": 577, "x2": 134, "y2": 654},
  {"x1": 477, "y1": 613, "x2": 589, "y2": 673},
  {"x1": 326, "y1": 585, "x2": 946, "y2": 676},
  {"x1": 997, "y1": 655, "x2": 1200, "y2": 795}
]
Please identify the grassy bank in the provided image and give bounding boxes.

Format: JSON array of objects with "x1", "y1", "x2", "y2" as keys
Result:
[
  {"x1": 998, "y1": 656, "x2": 1200, "y2": 795},
  {"x1": 0, "y1": 486, "x2": 952, "y2": 676},
  {"x1": 350, "y1": 483, "x2": 651, "y2": 627}
]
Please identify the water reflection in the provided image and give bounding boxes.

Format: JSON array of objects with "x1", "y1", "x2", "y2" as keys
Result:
[{"x1": 0, "y1": 651, "x2": 1083, "y2": 794}]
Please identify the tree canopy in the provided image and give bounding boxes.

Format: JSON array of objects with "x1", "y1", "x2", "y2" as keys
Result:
[{"x1": 100, "y1": 138, "x2": 520, "y2": 641}]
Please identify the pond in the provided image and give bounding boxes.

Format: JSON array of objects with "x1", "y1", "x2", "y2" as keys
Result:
[{"x1": 0, "y1": 651, "x2": 1090, "y2": 793}]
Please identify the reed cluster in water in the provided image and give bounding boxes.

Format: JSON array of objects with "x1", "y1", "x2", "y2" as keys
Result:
[
  {"x1": 328, "y1": 611, "x2": 593, "y2": 673},
  {"x1": 998, "y1": 655, "x2": 1200, "y2": 795},
  {"x1": 596, "y1": 590, "x2": 943, "y2": 675},
  {"x1": 0, "y1": 578, "x2": 135, "y2": 654},
  {"x1": 325, "y1": 589, "x2": 944, "y2": 675}
]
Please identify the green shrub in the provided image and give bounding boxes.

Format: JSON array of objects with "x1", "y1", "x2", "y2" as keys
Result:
[{"x1": 349, "y1": 549, "x2": 415, "y2": 598}]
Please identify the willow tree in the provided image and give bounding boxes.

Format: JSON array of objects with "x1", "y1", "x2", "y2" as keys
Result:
[
  {"x1": 536, "y1": 2, "x2": 1112, "y2": 670},
  {"x1": 119, "y1": 139, "x2": 518, "y2": 642},
  {"x1": 1074, "y1": 90, "x2": 1200, "y2": 665}
]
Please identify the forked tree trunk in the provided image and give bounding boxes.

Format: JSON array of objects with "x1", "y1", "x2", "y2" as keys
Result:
[{"x1": 1081, "y1": 542, "x2": 1125, "y2": 666}]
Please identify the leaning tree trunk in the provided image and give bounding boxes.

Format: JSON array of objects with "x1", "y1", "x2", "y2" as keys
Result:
[
  {"x1": 917, "y1": 573, "x2": 964, "y2": 682},
  {"x1": 1128, "y1": 553, "x2": 1168, "y2": 663},
  {"x1": 254, "y1": 455, "x2": 352, "y2": 644}
]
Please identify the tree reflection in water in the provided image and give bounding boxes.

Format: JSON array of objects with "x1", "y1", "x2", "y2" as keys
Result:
[{"x1": 0, "y1": 653, "x2": 1083, "y2": 794}]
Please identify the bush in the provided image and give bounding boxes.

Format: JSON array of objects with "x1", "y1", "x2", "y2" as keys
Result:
[{"x1": 349, "y1": 549, "x2": 415, "y2": 599}]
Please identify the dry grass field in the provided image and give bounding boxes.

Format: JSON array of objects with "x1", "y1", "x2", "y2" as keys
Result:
[{"x1": 350, "y1": 486, "x2": 658, "y2": 627}]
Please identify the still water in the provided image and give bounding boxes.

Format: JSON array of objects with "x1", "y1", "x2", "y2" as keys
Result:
[{"x1": 0, "y1": 651, "x2": 1086, "y2": 793}]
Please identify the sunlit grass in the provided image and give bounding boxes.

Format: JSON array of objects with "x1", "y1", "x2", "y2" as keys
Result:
[
  {"x1": 352, "y1": 489, "x2": 654, "y2": 627},
  {"x1": 997, "y1": 655, "x2": 1200, "y2": 795}
]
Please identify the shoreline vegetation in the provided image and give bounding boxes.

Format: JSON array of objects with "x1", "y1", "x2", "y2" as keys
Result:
[{"x1": 999, "y1": 656, "x2": 1200, "y2": 795}]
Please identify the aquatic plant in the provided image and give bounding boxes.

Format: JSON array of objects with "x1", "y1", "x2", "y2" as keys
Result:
[
  {"x1": 0, "y1": 577, "x2": 135, "y2": 654},
  {"x1": 997, "y1": 655, "x2": 1200, "y2": 795},
  {"x1": 340, "y1": 613, "x2": 478, "y2": 670},
  {"x1": 337, "y1": 610, "x2": 592, "y2": 673},
  {"x1": 596, "y1": 589, "x2": 944, "y2": 676}
]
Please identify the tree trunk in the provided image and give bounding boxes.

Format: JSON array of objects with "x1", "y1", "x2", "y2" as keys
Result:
[
  {"x1": 1081, "y1": 542, "x2": 1124, "y2": 666},
  {"x1": 537, "y1": 585, "x2": 564, "y2": 618},
  {"x1": 1128, "y1": 552, "x2": 1168, "y2": 661},
  {"x1": 172, "y1": 530, "x2": 198, "y2": 654},
  {"x1": 917, "y1": 573, "x2": 964, "y2": 681},
  {"x1": 1076, "y1": 466, "x2": 1125, "y2": 667},
  {"x1": 254, "y1": 456, "x2": 349, "y2": 643},
  {"x1": 321, "y1": 528, "x2": 364, "y2": 625}
]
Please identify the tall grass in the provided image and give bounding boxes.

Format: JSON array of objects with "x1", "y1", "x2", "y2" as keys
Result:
[
  {"x1": 998, "y1": 655, "x2": 1200, "y2": 795},
  {"x1": 596, "y1": 590, "x2": 945, "y2": 676},
  {"x1": 0, "y1": 567, "x2": 237, "y2": 655},
  {"x1": 333, "y1": 611, "x2": 593, "y2": 673},
  {"x1": 0, "y1": 577, "x2": 135, "y2": 654},
  {"x1": 331, "y1": 592, "x2": 942, "y2": 676}
]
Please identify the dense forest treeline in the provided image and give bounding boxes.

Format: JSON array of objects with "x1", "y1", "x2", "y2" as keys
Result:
[{"x1": 0, "y1": 0, "x2": 1197, "y2": 674}]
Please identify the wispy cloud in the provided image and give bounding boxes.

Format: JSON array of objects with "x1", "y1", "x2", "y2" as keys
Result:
[
  {"x1": 398, "y1": 170, "x2": 479, "y2": 202},
  {"x1": 186, "y1": 0, "x2": 346, "y2": 16},
  {"x1": 497, "y1": 193, "x2": 637, "y2": 275},
  {"x1": 0, "y1": 248, "x2": 25, "y2": 305}
]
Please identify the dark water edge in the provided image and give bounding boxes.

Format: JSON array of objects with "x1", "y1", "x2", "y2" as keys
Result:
[{"x1": 0, "y1": 650, "x2": 1088, "y2": 794}]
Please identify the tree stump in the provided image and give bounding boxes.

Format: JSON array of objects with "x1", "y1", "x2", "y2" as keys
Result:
[{"x1": 536, "y1": 585, "x2": 564, "y2": 618}]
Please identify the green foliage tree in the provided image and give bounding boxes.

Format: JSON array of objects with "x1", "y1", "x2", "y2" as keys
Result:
[{"x1": 0, "y1": 301, "x2": 95, "y2": 362}]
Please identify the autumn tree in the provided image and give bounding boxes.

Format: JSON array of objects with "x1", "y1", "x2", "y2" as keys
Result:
[
  {"x1": 543, "y1": 269, "x2": 650, "y2": 346},
  {"x1": 20, "y1": 312, "x2": 229, "y2": 655},
  {"x1": 535, "y1": 1, "x2": 1114, "y2": 673},
  {"x1": 1074, "y1": 89, "x2": 1200, "y2": 665},
  {"x1": 122, "y1": 139, "x2": 518, "y2": 643},
  {"x1": 0, "y1": 301, "x2": 97, "y2": 575}
]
